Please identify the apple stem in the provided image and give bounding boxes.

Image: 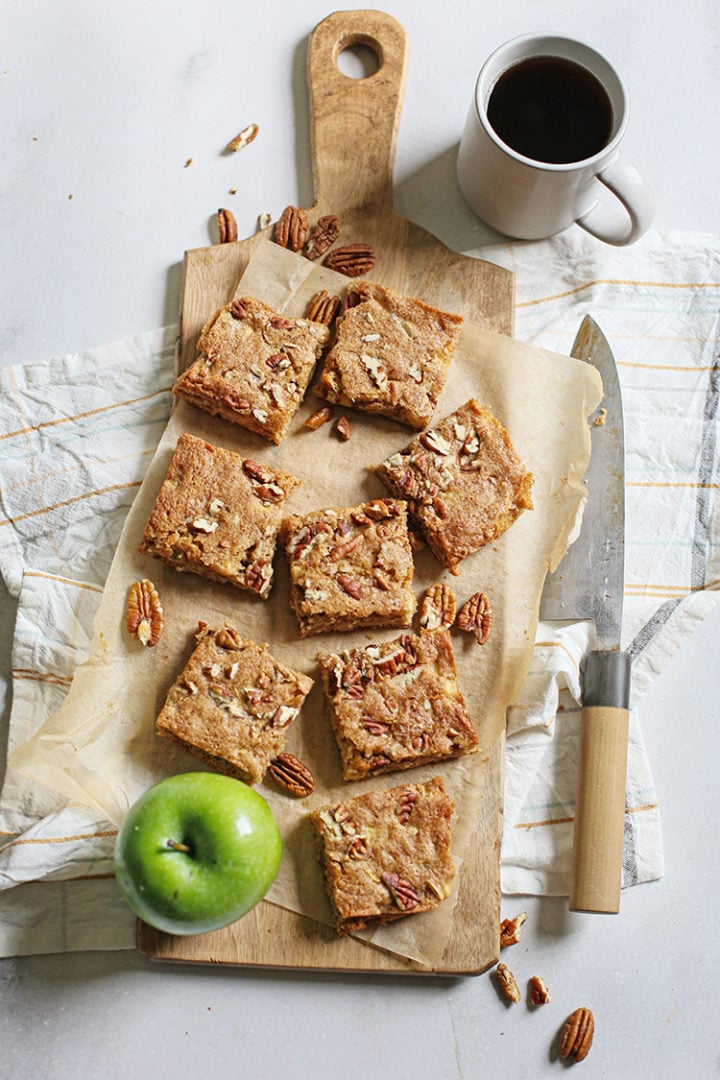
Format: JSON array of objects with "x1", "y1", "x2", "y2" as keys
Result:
[{"x1": 166, "y1": 838, "x2": 191, "y2": 853}]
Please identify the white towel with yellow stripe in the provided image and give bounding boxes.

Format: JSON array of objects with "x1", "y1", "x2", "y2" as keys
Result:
[{"x1": 0, "y1": 227, "x2": 718, "y2": 955}]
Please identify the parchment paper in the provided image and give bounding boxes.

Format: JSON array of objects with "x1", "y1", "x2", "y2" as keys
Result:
[{"x1": 10, "y1": 242, "x2": 602, "y2": 966}]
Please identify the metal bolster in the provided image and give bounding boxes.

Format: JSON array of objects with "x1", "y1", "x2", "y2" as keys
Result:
[{"x1": 583, "y1": 650, "x2": 632, "y2": 709}]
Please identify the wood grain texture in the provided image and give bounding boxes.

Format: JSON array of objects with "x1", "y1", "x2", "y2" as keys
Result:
[{"x1": 140, "y1": 9, "x2": 513, "y2": 976}]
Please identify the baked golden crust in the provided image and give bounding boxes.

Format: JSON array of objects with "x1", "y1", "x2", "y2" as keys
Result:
[
  {"x1": 156, "y1": 623, "x2": 313, "y2": 785},
  {"x1": 309, "y1": 776, "x2": 455, "y2": 934},
  {"x1": 314, "y1": 281, "x2": 463, "y2": 430},
  {"x1": 139, "y1": 433, "x2": 300, "y2": 598},
  {"x1": 317, "y1": 628, "x2": 478, "y2": 780},
  {"x1": 281, "y1": 498, "x2": 416, "y2": 637},
  {"x1": 174, "y1": 296, "x2": 330, "y2": 443},
  {"x1": 375, "y1": 398, "x2": 533, "y2": 573}
]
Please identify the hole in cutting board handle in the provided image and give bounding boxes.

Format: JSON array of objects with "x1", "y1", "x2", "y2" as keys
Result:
[{"x1": 334, "y1": 34, "x2": 382, "y2": 80}]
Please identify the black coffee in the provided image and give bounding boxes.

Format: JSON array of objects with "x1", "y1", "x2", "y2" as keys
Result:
[{"x1": 487, "y1": 55, "x2": 613, "y2": 164}]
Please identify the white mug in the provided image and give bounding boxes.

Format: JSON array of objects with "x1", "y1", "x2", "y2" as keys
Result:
[{"x1": 457, "y1": 33, "x2": 655, "y2": 245}]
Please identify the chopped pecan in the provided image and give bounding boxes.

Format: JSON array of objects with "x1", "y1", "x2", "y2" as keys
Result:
[
  {"x1": 330, "y1": 533, "x2": 363, "y2": 560},
  {"x1": 274, "y1": 205, "x2": 309, "y2": 252},
  {"x1": 342, "y1": 282, "x2": 373, "y2": 311},
  {"x1": 559, "y1": 1008, "x2": 594, "y2": 1062},
  {"x1": 495, "y1": 963, "x2": 521, "y2": 1004},
  {"x1": 126, "y1": 579, "x2": 163, "y2": 647},
  {"x1": 363, "y1": 498, "x2": 397, "y2": 520},
  {"x1": 337, "y1": 574, "x2": 363, "y2": 599},
  {"x1": 227, "y1": 122, "x2": 259, "y2": 152},
  {"x1": 335, "y1": 416, "x2": 352, "y2": 441},
  {"x1": 269, "y1": 705, "x2": 298, "y2": 729},
  {"x1": 258, "y1": 211, "x2": 272, "y2": 231},
  {"x1": 221, "y1": 394, "x2": 251, "y2": 412},
  {"x1": 229, "y1": 299, "x2": 247, "y2": 320},
  {"x1": 500, "y1": 910, "x2": 527, "y2": 948},
  {"x1": 528, "y1": 976, "x2": 551, "y2": 1006},
  {"x1": 346, "y1": 835, "x2": 368, "y2": 860},
  {"x1": 324, "y1": 243, "x2": 376, "y2": 277},
  {"x1": 458, "y1": 591, "x2": 493, "y2": 645},
  {"x1": 217, "y1": 208, "x2": 238, "y2": 244},
  {"x1": 267, "y1": 753, "x2": 315, "y2": 797},
  {"x1": 420, "y1": 430, "x2": 452, "y2": 455},
  {"x1": 380, "y1": 871, "x2": 421, "y2": 911},
  {"x1": 362, "y1": 718, "x2": 388, "y2": 735},
  {"x1": 216, "y1": 626, "x2": 242, "y2": 650},
  {"x1": 245, "y1": 560, "x2": 271, "y2": 594},
  {"x1": 304, "y1": 214, "x2": 340, "y2": 260},
  {"x1": 420, "y1": 582, "x2": 457, "y2": 632},
  {"x1": 305, "y1": 406, "x2": 333, "y2": 431}
]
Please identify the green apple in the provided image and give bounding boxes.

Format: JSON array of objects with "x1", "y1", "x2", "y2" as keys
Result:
[{"x1": 114, "y1": 772, "x2": 282, "y2": 935}]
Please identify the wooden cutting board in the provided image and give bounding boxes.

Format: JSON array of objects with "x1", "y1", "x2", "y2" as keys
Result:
[{"x1": 137, "y1": 8, "x2": 514, "y2": 975}]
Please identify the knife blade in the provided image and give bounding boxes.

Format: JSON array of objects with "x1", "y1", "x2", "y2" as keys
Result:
[{"x1": 540, "y1": 315, "x2": 631, "y2": 914}]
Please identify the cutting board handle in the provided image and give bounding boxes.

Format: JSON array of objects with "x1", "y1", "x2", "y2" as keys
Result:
[{"x1": 307, "y1": 10, "x2": 409, "y2": 214}]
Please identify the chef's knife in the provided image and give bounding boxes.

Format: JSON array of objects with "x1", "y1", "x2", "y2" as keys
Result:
[{"x1": 541, "y1": 315, "x2": 631, "y2": 914}]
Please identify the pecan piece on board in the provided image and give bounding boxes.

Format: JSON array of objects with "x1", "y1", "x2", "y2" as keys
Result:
[
  {"x1": 273, "y1": 205, "x2": 309, "y2": 252},
  {"x1": 226, "y1": 122, "x2": 259, "y2": 152},
  {"x1": 324, "y1": 243, "x2": 376, "y2": 277},
  {"x1": 494, "y1": 963, "x2": 521, "y2": 1004},
  {"x1": 267, "y1": 753, "x2": 315, "y2": 797},
  {"x1": 217, "y1": 208, "x2": 238, "y2": 244},
  {"x1": 334, "y1": 415, "x2": 352, "y2": 441},
  {"x1": 419, "y1": 582, "x2": 457, "y2": 632},
  {"x1": 306, "y1": 289, "x2": 341, "y2": 326},
  {"x1": 458, "y1": 591, "x2": 493, "y2": 645},
  {"x1": 304, "y1": 214, "x2": 341, "y2": 260},
  {"x1": 559, "y1": 1007, "x2": 595, "y2": 1062},
  {"x1": 305, "y1": 406, "x2": 334, "y2": 431},
  {"x1": 126, "y1": 579, "x2": 163, "y2": 647}
]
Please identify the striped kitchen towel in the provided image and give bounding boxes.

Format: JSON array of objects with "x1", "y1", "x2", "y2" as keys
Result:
[
  {"x1": 489, "y1": 227, "x2": 720, "y2": 894},
  {"x1": 0, "y1": 228, "x2": 717, "y2": 954}
]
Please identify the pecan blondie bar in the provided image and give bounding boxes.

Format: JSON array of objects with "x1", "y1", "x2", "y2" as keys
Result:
[
  {"x1": 375, "y1": 398, "x2": 533, "y2": 573},
  {"x1": 317, "y1": 628, "x2": 478, "y2": 780},
  {"x1": 174, "y1": 296, "x2": 330, "y2": 443},
  {"x1": 281, "y1": 498, "x2": 416, "y2": 637},
  {"x1": 309, "y1": 776, "x2": 456, "y2": 934},
  {"x1": 314, "y1": 281, "x2": 463, "y2": 430},
  {"x1": 156, "y1": 623, "x2": 313, "y2": 785},
  {"x1": 139, "y1": 433, "x2": 299, "y2": 598}
]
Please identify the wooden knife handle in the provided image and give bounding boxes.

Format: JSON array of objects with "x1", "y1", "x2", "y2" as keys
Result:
[
  {"x1": 307, "y1": 10, "x2": 408, "y2": 214},
  {"x1": 569, "y1": 650, "x2": 631, "y2": 914}
]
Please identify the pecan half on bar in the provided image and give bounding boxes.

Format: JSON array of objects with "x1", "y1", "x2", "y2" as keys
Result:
[
  {"x1": 274, "y1": 205, "x2": 309, "y2": 252},
  {"x1": 324, "y1": 243, "x2": 376, "y2": 277}
]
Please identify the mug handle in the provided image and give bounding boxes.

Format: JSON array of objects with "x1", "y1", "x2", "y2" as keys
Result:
[{"x1": 577, "y1": 157, "x2": 655, "y2": 246}]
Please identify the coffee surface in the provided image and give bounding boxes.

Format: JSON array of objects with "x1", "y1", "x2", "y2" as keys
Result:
[{"x1": 487, "y1": 55, "x2": 613, "y2": 164}]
